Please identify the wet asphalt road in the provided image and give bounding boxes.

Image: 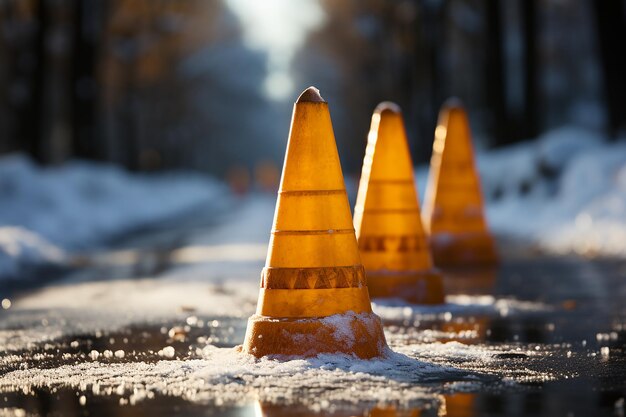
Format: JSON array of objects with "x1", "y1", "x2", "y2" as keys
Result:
[{"x1": 0, "y1": 198, "x2": 625, "y2": 417}]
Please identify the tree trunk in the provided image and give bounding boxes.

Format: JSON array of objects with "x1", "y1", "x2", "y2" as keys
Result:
[
  {"x1": 71, "y1": 0, "x2": 101, "y2": 160},
  {"x1": 592, "y1": 0, "x2": 626, "y2": 138},
  {"x1": 485, "y1": 0, "x2": 508, "y2": 146},
  {"x1": 522, "y1": 0, "x2": 538, "y2": 139},
  {"x1": 17, "y1": 0, "x2": 47, "y2": 162}
]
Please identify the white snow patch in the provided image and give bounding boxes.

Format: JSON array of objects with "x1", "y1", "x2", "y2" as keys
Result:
[
  {"x1": 0, "y1": 154, "x2": 229, "y2": 280},
  {"x1": 0, "y1": 227, "x2": 67, "y2": 279},
  {"x1": 0, "y1": 343, "x2": 557, "y2": 407},
  {"x1": 484, "y1": 133, "x2": 626, "y2": 257},
  {"x1": 320, "y1": 311, "x2": 364, "y2": 348}
]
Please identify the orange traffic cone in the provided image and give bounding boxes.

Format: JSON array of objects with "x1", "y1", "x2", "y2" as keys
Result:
[
  {"x1": 354, "y1": 103, "x2": 444, "y2": 304},
  {"x1": 422, "y1": 99, "x2": 498, "y2": 266},
  {"x1": 241, "y1": 87, "x2": 388, "y2": 359},
  {"x1": 444, "y1": 393, "x2": 476, "y2": 417}
]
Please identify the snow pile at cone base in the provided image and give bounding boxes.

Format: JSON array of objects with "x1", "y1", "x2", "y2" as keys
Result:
[
  {"x1": 0, "y1": 341, "x2": 559, "y2": 408},
  {"x1": 0, "y1": 154, "x2": 229, "y2": 280},
  {"x1": 319, "y1": 312, "x2": 382, "y2": 348}
]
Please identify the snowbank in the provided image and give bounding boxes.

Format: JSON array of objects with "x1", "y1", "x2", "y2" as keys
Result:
[
  {"x1": 0, "y1": 227, "x2": 67, "y2": 280},
  {"x1": 478, "y1": 127, "x2": 626, "y2": 257},
  {"x1": 0, "y1": 155, "x2": 230, "y2": 281}
]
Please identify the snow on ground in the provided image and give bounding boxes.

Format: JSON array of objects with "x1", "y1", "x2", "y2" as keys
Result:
[
  {"x1": 0, "y1": 227, "x2": 66, "y2": 280},
  {"x1": 0, "y1": 325, "x2": 562, "y2": 409},
  {"x1": 0, "y1": 154, "x2": 230, "y2": 281},
  {"x1": 0, "y1": 193, "x2": 570, "y2": 407},
  {"x1": 0, "y1": 348, "x2": 466, "y2": 408},
  {"x1": 481, "y1": 128, "x2": 626, "y2": 257},
  {"x1": 1, "y1": 278, "x2": 568, "y2": 408}
]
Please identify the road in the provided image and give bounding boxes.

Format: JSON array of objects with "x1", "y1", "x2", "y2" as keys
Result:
[{"x1": 0, "y1": 195, "x2": 625, "y2": 417}]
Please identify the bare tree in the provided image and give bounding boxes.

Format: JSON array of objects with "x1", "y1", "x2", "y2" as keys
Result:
[{"x1": 592, "y1": 0, "x2": 626, "y2": 137}]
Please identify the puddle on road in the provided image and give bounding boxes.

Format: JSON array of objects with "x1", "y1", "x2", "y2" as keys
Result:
[{"x1": 1, "y1": 257, "x2": 626, "y2": 416}]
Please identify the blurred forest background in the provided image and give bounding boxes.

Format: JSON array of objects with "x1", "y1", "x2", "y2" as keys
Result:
[{"x1": 0, "y1": 0, "x2": 624, "y2": 180}]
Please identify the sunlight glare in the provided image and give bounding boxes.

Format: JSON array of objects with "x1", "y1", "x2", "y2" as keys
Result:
[{"x1": 226, "y1": 0, "x2": 325, "y2": 101}]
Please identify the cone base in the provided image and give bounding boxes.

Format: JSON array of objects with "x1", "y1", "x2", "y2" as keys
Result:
[
  {"x1": 367, "y1": 270, "x2": 444, "y2": 304},
  {"x1": 241, "y1": 312, "x2": 388, "y2": 359},
  {"x1": 431, "y1": 232, "x2": 498, "y2": 267}
]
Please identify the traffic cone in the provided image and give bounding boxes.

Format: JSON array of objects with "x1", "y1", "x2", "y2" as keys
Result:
[
  {"x1": 354, "y1": 102, "x2": 444, "y2": 304},
  {"x1": 241, "y1": 87, "x2": 388, "y2": 359},
  {"x1": 444, "y1": 393, "x2": 476, "y2": 417},
  {"x1": 422, "y1": 99, "x2": 498, "y2": 266}
]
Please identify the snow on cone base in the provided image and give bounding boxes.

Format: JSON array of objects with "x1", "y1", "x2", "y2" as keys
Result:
[
  {"x1": 355, "y1": 102, "x2": 444, "y2": 304},
  {"x1": 242, "y1": 311, "x2": 387, "y2": 359},
  {"x1": 242, "y1": 87, "x2": 388, "y2": 358}
]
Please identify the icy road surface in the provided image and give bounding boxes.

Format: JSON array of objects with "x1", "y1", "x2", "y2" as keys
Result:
[{"x1": 1, "y1": 196, "x2": 625, "y2": 417}]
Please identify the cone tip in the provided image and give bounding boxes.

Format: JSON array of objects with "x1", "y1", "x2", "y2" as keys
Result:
[
  {"x1": 374, "y1": 101, "x2": 402, "y2": 115},
  {"x1": 296, "y1": 86, "x2": 325, "y2": 103}
]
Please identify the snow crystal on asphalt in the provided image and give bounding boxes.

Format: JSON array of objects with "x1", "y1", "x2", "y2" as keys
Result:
[{"x1": 0, "y1": 342, "x2": 559, "y2": 407}]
